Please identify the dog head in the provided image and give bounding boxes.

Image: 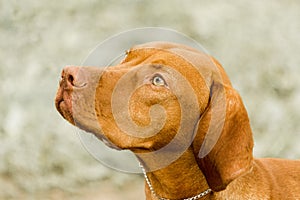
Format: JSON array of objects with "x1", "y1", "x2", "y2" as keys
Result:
[{"x1": 55, "y1": 41, "x2": 253, "y2": 191}]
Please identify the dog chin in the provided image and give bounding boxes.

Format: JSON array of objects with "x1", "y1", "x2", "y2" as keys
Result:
[{"x1": 73, "y1": 120, "x2": 122, "y2": 151}]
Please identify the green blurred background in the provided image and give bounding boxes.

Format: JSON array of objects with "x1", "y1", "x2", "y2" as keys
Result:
[{"x1": 1, "y1": 1, "x2": 300, "y2": 199}]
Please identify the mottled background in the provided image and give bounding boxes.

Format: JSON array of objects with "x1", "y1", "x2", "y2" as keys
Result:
[{"x1": 1, "y1": 1, "x2": 300, "y2": 199}]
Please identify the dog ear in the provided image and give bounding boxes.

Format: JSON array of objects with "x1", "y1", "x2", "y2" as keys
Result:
[{"x1": 193, "y1": 58, "x2": 254, "y2": 191}]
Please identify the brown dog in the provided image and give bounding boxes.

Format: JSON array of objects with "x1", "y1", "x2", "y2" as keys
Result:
[{"x1": 55, "y1": 42, "x2": 300, "y2": 200}]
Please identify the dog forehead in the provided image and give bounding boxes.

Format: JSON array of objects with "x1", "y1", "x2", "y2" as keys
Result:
[
  {"x1": 125, "y1": 42, "x2": 217, "y2": 87},
  {"x1": 129, "y1": 42, "x2": 212, "y2": 68},
  {"x1": 131, "y1": 41, "x2": 201, "y2": 53}
]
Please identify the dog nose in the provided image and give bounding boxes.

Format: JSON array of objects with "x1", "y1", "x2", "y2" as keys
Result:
[{"x1": 61, "y1": 66, "x2": 87, "y2": 88}]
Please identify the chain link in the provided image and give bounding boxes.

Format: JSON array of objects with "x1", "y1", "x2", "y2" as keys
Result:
[{"x1": 139, "y1": 163, "x2": 212, "y2": 200}]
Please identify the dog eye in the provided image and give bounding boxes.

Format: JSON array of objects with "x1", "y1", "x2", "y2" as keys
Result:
[{"x1": 152, "y1": 75, "x2": 166, "y2": 86}]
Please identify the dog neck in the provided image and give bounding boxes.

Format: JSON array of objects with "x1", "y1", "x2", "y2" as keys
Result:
[{"x1": 137, "y1": 147, "x2": 211, "y2": 200}]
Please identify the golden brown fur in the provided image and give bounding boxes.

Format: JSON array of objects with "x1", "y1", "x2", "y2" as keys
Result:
[{"x1": 55, "y1": 42, "x2": 300, "y2": 199}]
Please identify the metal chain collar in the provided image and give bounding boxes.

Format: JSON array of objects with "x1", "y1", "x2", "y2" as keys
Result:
[{"x1": 139, "y1": 163, "x2": 212, "y2": 200}]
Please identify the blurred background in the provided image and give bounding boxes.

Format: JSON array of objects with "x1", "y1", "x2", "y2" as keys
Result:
[{"x1": 1, "y1": 0, "x2": 300, "y2": 199}]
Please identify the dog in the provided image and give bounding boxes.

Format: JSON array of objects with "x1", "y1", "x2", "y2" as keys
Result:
[{"x1": 55, "y1": 41, "x2": 300, "y2": 199}]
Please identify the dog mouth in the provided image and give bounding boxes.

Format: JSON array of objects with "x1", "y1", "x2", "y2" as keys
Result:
[
  {"x1": 55, "y1": 87, "x2": 75, "y2": 124},
  {"x1": 55, "y1": 80, "x2": 120, "y2": 150},
  {"x1": 55, "y1": 66, "x2": 125, "y2": 151},
  {"x1": 55, "y1": 67, "x2": 91, "y2": 126}
]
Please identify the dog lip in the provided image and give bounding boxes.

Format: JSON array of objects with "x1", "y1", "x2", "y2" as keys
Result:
[
  {"x1": 55, "y1": 97, "x2": 66, "y2": 117},
  {"x1": 102, "y1": 139, "x2": 121, "y2": 150},
  {"x1": 129, "y1": 147, "x2": 150, "y2": 153},
  {"x1": 56, "y1": 99, "x2": 64, "y2": 112},
  {"x1": 55, "y1": 90, "x2": 72, "y2": 120},
  {"x1": 55, "y1": 92, "x2": 63, "y2": 112},
  {"x1": 56, "y1": 98, "x2": 75, "y2": 124},
  {"x1": 76, "y1": 125, "x2": 122, "y2": 150}
]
